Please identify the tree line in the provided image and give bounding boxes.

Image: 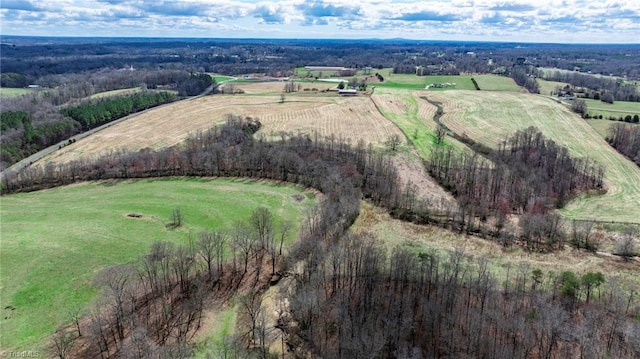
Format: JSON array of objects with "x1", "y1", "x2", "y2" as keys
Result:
[
  {"x1": 62, "y1": 92, "x2": 176, "y2": 131},
  {"x1": 427, "y1": 127, "x2": 604, "y2": 250},
  {"x1": 0, "y1": 110, "x2": 80, "y2": 167},
  {"x1": 607, "y1": 122, "x2": 640, "y2": 166},
  {"x1": 510, "y1": 67, "x2": 540, "y2": 94}
]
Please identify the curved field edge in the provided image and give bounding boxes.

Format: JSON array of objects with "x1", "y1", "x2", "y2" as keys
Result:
[
  {"x1": 0, "y1": 178, "x2": 315, "y2": 353},
  {"x1": 428, "y1": 90, "x2": 640, "y2": 224},
  {"x1": 353, "y1": 202, "x2": 640, "y2": 290}
]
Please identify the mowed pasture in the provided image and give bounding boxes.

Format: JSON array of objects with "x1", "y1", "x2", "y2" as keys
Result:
[
  {"x1": 229, "y1": 81, "x2": 337, "y2": 94},
  {"x1": 0, "y1": 178, "x2": 314, "y2": 352},
  {"x1": 537, "y1": 78, "x2": 571, "y2": 96},
  {"x1": 34, "y1": 91, "x2": 404, "y2": 166},
  {"x1": 89, "y1": 87, "x2": 142, "y2": 99},
  {"x1": 472, "y1": 74, "x2": 523, "y2": 92},
  {"x1": 371, "y1": 87, "x2": 467, "y2": 157},
  {"x1": 0, "y1": 87, "x2": 34, "y2": 97},
  {"x1": 579, "y1": 98, "x2": 640, "y2": 118},
  {"x1": 428, "y1": 90, "x2": 640, "y2": 224}
]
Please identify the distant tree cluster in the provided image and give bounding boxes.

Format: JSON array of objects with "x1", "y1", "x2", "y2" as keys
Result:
[
  {"x1": 0, "y1": 72, "x2": 28, "y2": 88},
  {"x1": 544, "y1": 70, "x2": 640, "y2": 102},
  {"x1": 176, "y1": 73, "x2": 214, "y2": 96},
  {"x1": 0, "y1": 111, "x2": 80, "y2": 167},
  {"x1": 607, "y1": 123, "x2": 640, "y2": 166},
  {"x1": 428, "y1": 127, "x2": 604, "y2": 250},
  {"x1": 510, "y1": 67, "x2": 540, "y2": 93},
  {"x1": 63, "y1": 91, "x2": 176, "y2": 131}
]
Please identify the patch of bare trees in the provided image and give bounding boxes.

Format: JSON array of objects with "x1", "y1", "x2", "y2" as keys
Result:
[
  {"x1": 66, "y1": 206, "x2": 290, "y2": 358},
  {"x1": 607, "y1": 122, "x2": 640, "y2": 166},
  {"x1": 284, "y1": 231, "x2": 640, "y2": 358}
]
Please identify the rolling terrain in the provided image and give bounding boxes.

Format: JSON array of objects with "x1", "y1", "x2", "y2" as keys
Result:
[
  {"x1": 429, "y1": 90, "x2": 640, "y2": 224},
  {"x1": 0, "y1": 178, "x2": 314, "y2": 353},
  {"x1": 31, "y1": 79, "x2": 640, "y2": 224}
]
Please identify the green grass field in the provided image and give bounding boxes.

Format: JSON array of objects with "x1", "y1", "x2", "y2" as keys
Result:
[
  {"x1": 0, "y1": 87, "x2": 34, "y2": 97},
  {"x1": 0, "y1": 178, "x2": 315, "y2": 353},
  {"x1": 537, "y1": 79, "x2": 570, "y2": 96},
  {"x1": 430, "y1": 90, "x2": 640, "y2": 224},
  {"x1": 377, "y1": 74, "x2": 477, "y2": 91},
  {"x1": 211, "y1": 75, "x2": 236, "y2": 83},
  {"x1": 580, "y1": 98, "x2": 640, "y2": 118},
  {"x1": 372, "y1": 88, "x2": 467, "y2": 159},
  {"x1": 473, "y1": 74, "x2": 522, "y2": 92},
  {"x1": 585, "y1": 118, "x2": 615, "y2": 138}
]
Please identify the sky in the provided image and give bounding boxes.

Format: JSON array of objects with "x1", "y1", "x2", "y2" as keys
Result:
[{"x1": 1, "y1": 0, "x2": 639, "y2": 43}]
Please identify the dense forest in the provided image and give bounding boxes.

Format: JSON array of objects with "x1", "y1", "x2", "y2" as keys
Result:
[{"x1": 6, "y1": 118, "x2": 635, "y2": 358}]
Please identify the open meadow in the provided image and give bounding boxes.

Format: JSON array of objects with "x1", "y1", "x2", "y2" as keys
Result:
[
  {"x1": 472, "y1": 74, "x2": 522, "y2": 92},
  {"x1": 0, "y1": 178, "x2": 315, "y2": 353},
  {"x1": 537, "y1": 78, "x2": 570, "y2": 96},
  {"x1": 371, "y1": 87, "x2": 467, "y2": 157},
  {"x1": 579, "y1": 98, "x2": 640, "y2": 118},
  {"x1": 88, "y1": 87, "x2": 143, "y2": 99},
  {"x1": 428, "y1": 90, "x2": 640, "y2": 224},
  {"x1": 0, "y1": 87, "x2": 34, "y2": 97}
]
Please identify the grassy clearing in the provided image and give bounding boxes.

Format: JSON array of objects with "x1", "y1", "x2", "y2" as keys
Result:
[
  {"x1": 353, "y1": 202, "x2": 640, "y2": 290},
  {"x1": 211, "y1": 75, "x2": 236, "y2": 83},
  {"x1": 89, "y1": 87, "x2": 142, "y2": 99},
  {"x1": 585, "y1": 118, "x2": 615, "y2": 138},
  {"x1": 375, "y1": 74, "x2": 477, "y2": 91},
  {"x1": 0, "y1": 178, "x2": 314, "y2": 352},
  {"x1": 192, "y1": 303, "x2": 239, "y2": 358},
  {"x1": 581, "y1": 98, "x2": 640, "y2": 117},
  {"x1": 537, "y1": 79, "x2": 571, "y2": 96},
  {"x1": 0, "y1": 87, "x2": 34, "y2": 97},
  {"x1": 371, "y1": 87, "x2": 467, "y2": 159},
  {"x1": 473, "y1": 74, "x2": 522, "y2": 92},
  {"x1": 428, "y1": 90, "x2": 640, "y2": 224}
]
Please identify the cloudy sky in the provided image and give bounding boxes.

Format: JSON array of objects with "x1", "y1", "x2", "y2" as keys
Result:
[{"x1": 1, "y1": 0, "x2": 639, "y2": 43}]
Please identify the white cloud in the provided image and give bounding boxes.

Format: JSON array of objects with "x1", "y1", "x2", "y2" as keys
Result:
[{"x1": 0, "y1": 0, "x2": 638, "y2": 42}]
